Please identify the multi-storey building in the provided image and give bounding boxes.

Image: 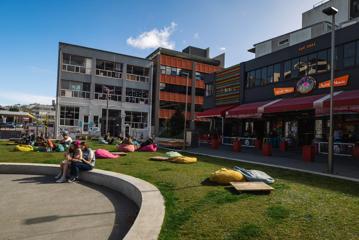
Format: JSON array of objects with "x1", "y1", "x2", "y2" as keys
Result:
[
  {"x1": 55, "y1": 43, "x2": 153, "y2": 139},
  {"x1": 147, "y1": 46, "x2": 224, "y2": 136}
]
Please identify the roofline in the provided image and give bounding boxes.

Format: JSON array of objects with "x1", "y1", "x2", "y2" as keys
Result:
[
  {"x1": 59, "y1": 42, "x2": 153, "y2": 63},
  {"x1": 216, "y1": 63, "x2": 241, "y2": 73},
  {"x1": 146, "y1": 47, "x2": 221, "y2": 66}
]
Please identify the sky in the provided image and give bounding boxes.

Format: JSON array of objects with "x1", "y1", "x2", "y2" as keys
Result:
[{"x1": 0, "y1": 0, "x2": 319, "y2": 105}]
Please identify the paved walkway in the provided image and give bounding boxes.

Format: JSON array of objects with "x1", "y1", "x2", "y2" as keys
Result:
[
  {"x1": 0, "y1": 174, "x2": 138, "y2": 240},
  {"x1": 183, "y1": 144, "x2": 359, "y2": 181}
]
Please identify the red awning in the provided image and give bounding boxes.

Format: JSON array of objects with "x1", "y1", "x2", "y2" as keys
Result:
[
  {"x1": 226, "y1": 100, "x2": 277, "y2": 118},
  {"x1": 263, "y1": 94, "x2": 325, "y2": 114},
  {"x1": 318, "y1": 90, "x2": 359, "y2": 114},
  {"x1": 196, "y1": 104, "x2": 236, "y2": 118}
]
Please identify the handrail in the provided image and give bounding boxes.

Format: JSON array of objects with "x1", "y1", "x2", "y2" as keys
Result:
[
  {"x1": 96, "y1": 69, "x2": 122, "y2": 79},
  {"x1": 60, "y1": 89, "x2": 90, "y2": 99},
  {"x1": 94, "y1": 92, "x2": 122, "y2": 102},
  {"x1": 62, "y1": 63, "x2": 89, "y2": 74},
  {"x1": 127, "y1": 73, "x2": 149, "y2": 83}
]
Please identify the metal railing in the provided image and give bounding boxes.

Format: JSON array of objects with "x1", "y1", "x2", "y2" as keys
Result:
[
  {"x1": 127, "y1": 73, "x2": 149, "y2": 83},
  {"x1": 60, "y1": 89, "x2": 90, "y2": 99},
  {"x1": 316, "y1": 142, "x2": 355, "y2": 157},
  {"x1": 96, "y1": 69, "x2": 122, "y2": 79},
  {"x1": 94, "y1": 93, "x2": 122, "y2": 102},
  {"x1": 125, "y1": 122, "x2": 148, "y2": 129},
  {"x1": 62, "y1": 64, "x2": 88, "y2": 74}
]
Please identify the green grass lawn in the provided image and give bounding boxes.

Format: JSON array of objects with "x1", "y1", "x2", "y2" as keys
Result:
[{"x1": 0, "y1": 141, "x2": 358, "y2": 240}]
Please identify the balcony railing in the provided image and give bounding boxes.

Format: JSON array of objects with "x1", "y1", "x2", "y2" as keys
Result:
[
  {"x1": 125, "y1": 96, "x2": 149, "y2": 104},
  {"x1": 62, "y1": 64, "x2": 89, "y2": 74},
  {"x1": 125, "y1": 122, "x2": 148, "y2": 129},
  {"x1": 60, "y1": 89, "x2": 90, "y2": 99},
  {"x1": 127, "y1": 73, "x2": 149, "y2": 83},
  {"x1": 96, "y1": 69, "x2": 122, "y2": 79},
  {"x1": 94, "y1": 93, "x2": 122, "y2": 102}
]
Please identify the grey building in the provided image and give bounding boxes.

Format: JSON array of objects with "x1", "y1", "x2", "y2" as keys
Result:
[{"x1": 55, "y1": 43, "x2": 153, "y2": 139}]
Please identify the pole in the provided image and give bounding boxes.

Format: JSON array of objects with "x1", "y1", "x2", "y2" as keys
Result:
[
  {"x1": 105, "y1": 88, "x2": 110, "y2": 136},
  {"x1": 328, "y1": 14, "x2": 335, "y2": 174},
  {"x1": 183, "y1": 73, "x2": 189, "y2": 150},
  {"x1": 221, "y1": 117, "x2": 224, "y2": 144}
]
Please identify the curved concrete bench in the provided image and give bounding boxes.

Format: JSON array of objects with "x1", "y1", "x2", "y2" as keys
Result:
[{"x1": 0, "y1": 163, "x2": 165, "y2": 240}]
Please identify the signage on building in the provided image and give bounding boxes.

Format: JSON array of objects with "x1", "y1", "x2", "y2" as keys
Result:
[
  {"x1": 318, "y1": 75, "x2": 349, "y2": 89},
  {"x1": 296, "y1": 76, "x2": 316, "y2": 94},
  {"x1": 298, "y1": 42, "x2": 316, "y2": 52},
  {"x1": 273, "y1": 87, "x2": 295, "y2": 96}
]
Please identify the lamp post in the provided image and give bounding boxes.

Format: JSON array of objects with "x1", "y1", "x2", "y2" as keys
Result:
[
  {"x1": 322, "y1": 6, "x2": 338, "y2": 174},
  {"x1": 183, "y1": 72, "x2": 190, "y2": 150},
  {"x1": 103, "y1": 86, "x2": 113, "y2": 136}
]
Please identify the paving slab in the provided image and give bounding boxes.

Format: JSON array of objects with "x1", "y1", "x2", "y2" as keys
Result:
[{"x1": 0, "y1": 174, "x2": 138, "y2": 240}]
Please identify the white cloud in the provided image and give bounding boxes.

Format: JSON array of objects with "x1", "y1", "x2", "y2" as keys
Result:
[
  {"x1": 0, "y1": 91, "x2": 54, "y2": 105},
  {"x1": 127, "y1": 22, "x2": 177, "y2": 50},
  {"x1": 193, "y1": 32, "x2": 200, "y2": 39},
  {"x1": 219, "y1": 47, "x2": 226, "y2": 51}
]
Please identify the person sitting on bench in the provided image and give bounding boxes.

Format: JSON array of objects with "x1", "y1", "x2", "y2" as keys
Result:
[{"x1": 69, "y1": 142, "x2": 95, "y2": 182}]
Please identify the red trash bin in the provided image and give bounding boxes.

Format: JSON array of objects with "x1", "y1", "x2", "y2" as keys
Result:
[
  {"x1": 279, "y1": 141, "x2": 287, "y2": 152},
  {"x1": 233, "y1": 140, "x2": 241, "y2": 152},
  {"x1": 302, "y1": 145, "x2": 315, "y2": 162},
  {"x1": 211, "y1": 138, "x2": 220, "y2": 149},
  {"x1": 262, "y1": 143, "x2": 272, "y2": 156}
]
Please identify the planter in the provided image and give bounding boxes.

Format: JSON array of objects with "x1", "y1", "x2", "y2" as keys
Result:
[
  {"x1": 255, "y1": 139, "x2": 262, "y2": 150},
  {"x1": 211, "y1": 139, "x2": 220, "y2": 149},
  {"x1": 302, "y1": 145, "x2": 315, "y2": 162},
  {"x1": 279, "y1": 141, "x2": 287, "y2": 152},
  {"x1": 232, "y1": 140, "x2": 241, "y2": 152},
  {"x1": 262, "y1": 143, "x2": 272, "y2": 156}
]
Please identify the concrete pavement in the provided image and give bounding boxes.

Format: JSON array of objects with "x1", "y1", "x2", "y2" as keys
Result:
[{"x1": 0, "y1": 174, "x2": 138, "y2": 240}]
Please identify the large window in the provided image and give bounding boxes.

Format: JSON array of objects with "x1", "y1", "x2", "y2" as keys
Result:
[
  {"x1": 60, "y1": 80, "x2": 90, "y2": 99},
  {"x1": 205, "y1": 84, "x2": 214, "y2": 96},
  {"x1": 284, "y1": 60, "x2": 291, "y2": 80},
  {"x1": 343, "y1": 42, "x2": 356, "y2": 68},
  {"x1": 273, "y1": 64, "x2": 281, "y2": 82},
  {"x1": 62, "y1": 53, "x2": 91, "y2": 74},
  {"x1": 125, "y1": 88, "x2": 149, "y2": 104},
  {"x1": 127, "y1": 65, "x2": 150, "y2": 82},
  {"x1": 96, "y1": 60, "x2": 123, "y2": 78},
  {"x1": 307, "y1": 53, "x2": 317, "y2": 75},
  {"x1": 125, "y1": 111, "x2": 148, "y2": 129},
  {"x1": 160, "y1": 65, "x2": 192, "y2": 78},
  {"x1": 317, "y1": 50, "x2": 329, "y2": 73},
  {"x1": 94, "y1": 84, "x2": 122, "y2": 101},
  {"x1": 60, "y1": 106, "x2": 79, "y2": 126},
  {"x1": 357, "y1": 41, "x2": 359, "y2": 66}
]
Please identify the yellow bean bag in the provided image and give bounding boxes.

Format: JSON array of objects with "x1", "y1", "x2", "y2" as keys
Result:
[
  {"x1": 209, "y1": 168, "x2": 245, "y2": 185},
  {"x1": 15, "y1": 145, "x2": 33, "y2": 152},
  {"x1": 169, "y1": 156, "x2": 197, "y2": 164}
]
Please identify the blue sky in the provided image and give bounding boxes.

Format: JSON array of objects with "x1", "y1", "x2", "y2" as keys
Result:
[{"x1": 0, "y1": 0, "x2": 318, "y2": 105}]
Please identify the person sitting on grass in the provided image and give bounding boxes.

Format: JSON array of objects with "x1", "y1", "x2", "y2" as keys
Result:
[
  {"x1": 69, "y1": 142, "x2": 95, "y2": 182},
  {"x1": 55, "y1": 140, "x2": 82, "y2": 183},
  {"x1": 60, "y1": 133, "x2": 73, "y2": 148}
]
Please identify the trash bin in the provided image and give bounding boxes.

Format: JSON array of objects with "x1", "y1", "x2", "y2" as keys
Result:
[
  {"x1": 302, "y1": 145, "x2": 315, "y2": 162},
  {"x1": 262, "y1": 143, "x2": 272, "y2": 156},
  {"x1": 255, "y1": 139, "x2": 262, "y2": 150},
  {"x1": 232, "y1": 139, "x2": 241, "y2": 152},
  {"x1": 279, "y1": 141, "x2": 287, "y2": 152},
  {"x1": 211, "y1": 138, "x2": 220, "y2": 149}
]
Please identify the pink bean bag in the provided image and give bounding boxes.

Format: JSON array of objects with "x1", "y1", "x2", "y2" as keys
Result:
[
  {"x1": 138, "y1": 144, "x2": 158, "y2": 152},
  {"x1": 95, "y1": 149, "x2": 119, "y2": 159},
  {"x1": 117, "y1": 144, "x2": 135, "y2": 152}
]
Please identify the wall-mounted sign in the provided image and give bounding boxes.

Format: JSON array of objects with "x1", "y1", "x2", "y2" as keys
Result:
[
  {"x1": 296, "y1": 76, "x2": 316, "y2": 94},
  {"x1": 298, "y1": 42, "x2": 316, "y2": 52},
  {"x1": 274, "y1": 87, "x2": 295, "y2": 96},
  {"x1": 318, "y1": 75, "x2": 349, "y2": 89}
]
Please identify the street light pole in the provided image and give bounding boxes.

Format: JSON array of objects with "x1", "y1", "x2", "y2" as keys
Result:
[
  {"x1": 103, "y1": 86, "x2": 112, "y2": 136},
  {"x1": 323, "y1": 6, "x2": 338, "y2": 174},
  {"x1": 183, "y1": 73, "x2": 189, "y2": 150}
]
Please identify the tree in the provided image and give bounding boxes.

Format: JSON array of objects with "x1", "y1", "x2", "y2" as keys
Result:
[{"x1": 169, "y1": 107, "x2": 185, "y2": 136}]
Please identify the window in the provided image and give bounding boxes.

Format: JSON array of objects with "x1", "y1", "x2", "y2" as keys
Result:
[
  {"x1": 291, "y1": 58, "x2": 299, "y2": 78},
  {"x1": 278, "y1": 39, "x2": 289, "y2": 46},
  {"x1": 60, "y1": 106, "x2": 79, "y2": 126},
  {"x1": 350, "y1": 0, "x2": 359, "y2": 19},
  {"x1": 299, "y1": 56, "x2": 307, "y2": 76},
  {"x1": 246, "y1": 71, "x2": 255, "y2": 88},
  {"x1": 273, "y1": 64, "x2": 280, "y2": 82},
  {"x1": 307, "y1": 53, "x2": 317, "y2": 75},
  {"x1": 93, "y1": 116, "x2": 99, "y2": 127},
  {"x1": 125, "y1": 88, "x2": 149, "y2": 104},
  {"x1": 284, "y1": 60, "x2": 291, "y2": 80},
  {"x1": 160, "y1": 65, "x2": 192, "y2": 78},
  {"x1": 94, "y1": 84, "x2": 122, "y2": 101},
  {"x1": 96, "y1": 60, "x2": 123, "y2": 78},
  {"x1": 196, "y1": 72, "x2": 208, "y2": 80},
  {"x1": 60, "y1": 80, "x2": 90, "y2": 99},
  {"x1": 343, "y1": 42, "x2": 356, "y2": 68},
  {"x1": 317, "y1": 50, "x2": 329, "y2": 73},
  {"x1": 127, "y1": 65, "x2": 150, "y2": 82},
  {"x1": 125, "y1": 111, "x2": 148, "y2": 129},
  {"x1": 255, "y1": 69, "x2": 261, "y2": 86},
  {"x1": 267, "y1": 65, "x2": 273, "y2": 83},
  {"x1": 62, "y1": 53, "x2": 91, "y2": 74},
  {"x1": 261, "y1": 67, "x2": 267, "y2": 85},
  {"x1": 205, "y1": 84, "x2": 214, "y2": 96},
  {"x1": 357, "y1": 41, "x2": 359, "y2": 65}
]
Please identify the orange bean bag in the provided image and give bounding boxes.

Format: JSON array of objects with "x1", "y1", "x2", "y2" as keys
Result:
[{"x1": 117, "y1": 144, "x2": 135, "y2": 152}]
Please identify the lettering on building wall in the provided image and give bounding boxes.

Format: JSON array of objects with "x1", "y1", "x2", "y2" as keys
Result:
[{"x1": 298, "y1": 42, "x2": 316, "y2": 52}]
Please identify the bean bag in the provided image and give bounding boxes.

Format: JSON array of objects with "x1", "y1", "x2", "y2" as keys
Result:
[
  {"x1": 47, "y1": 139, "x2": 55, "y2": 149},
  {"x1": 209, "y1": 168, "x2": 245, "y2": 185},
  {"x1": 55, "y1": 144, "x2": 65, "y2": 152},
  {"x1": 117, "y1": 144, "x2": 135, "y2": 152},
  {"x1": 233, "y1": 166, "x2": 275, "y2": 184},
  {"x1": 169, "y1": 156, "x2": 197, "y2": 164},
  {"x1": 15, "y1": 145, "x2": 33, "y2": 152},
  {"x1": 138, "y1": 144, "x2": 158, "y2": 152},
  {"x1": 166, "y1": 151, "x2": 182, "y2": 158},
  {"x1": 95, "y1": 149, "x2": 119, "y2": 159}
]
